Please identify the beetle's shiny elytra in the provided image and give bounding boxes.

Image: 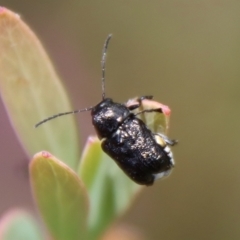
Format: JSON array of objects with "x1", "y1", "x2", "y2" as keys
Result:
[{"x1": 35, "y1": 35, "x2": 177, "y2": 186}]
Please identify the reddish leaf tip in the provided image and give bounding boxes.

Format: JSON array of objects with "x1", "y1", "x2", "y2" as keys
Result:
[
  {"x1": 0, "y1": 7, "x2": 20, "y2": 19},
  {"x1": 32, "y1": 151, "x2": 53, "y2": 160},
  {"x1": 0, "y1": 7, "x2": 6, "y2": 14},
  {"x1": 88, "y1": 135, "x2": 99, "y2": 143},
  {"x1": 161, "y1": 104, "x2": 171, "y2": 116},
  {"x1": 41, "y1": 151, "x2": 52, "y2": 158},
  {"x1": 141, "y1": 99, "x2": 171, "y2": 116}
]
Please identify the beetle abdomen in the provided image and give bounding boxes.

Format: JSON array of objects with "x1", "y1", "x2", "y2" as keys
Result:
[{"x1": 102, "y1": 117, "x2": 173, "y2": 185}]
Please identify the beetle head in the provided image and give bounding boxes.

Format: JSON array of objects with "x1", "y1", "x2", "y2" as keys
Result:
[{"x1": 91, "y1": 98, "x2": 130, "y2": 139}]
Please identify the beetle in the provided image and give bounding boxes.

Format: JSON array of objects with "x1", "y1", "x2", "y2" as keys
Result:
[{"x1": 36, "y1": 34, "x2": 177, "y2": 186}]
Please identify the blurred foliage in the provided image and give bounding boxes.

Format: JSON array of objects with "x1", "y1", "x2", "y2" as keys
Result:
[
  {"x1": 0, "y1": 7, "x2": 169, "y2": 240},
  {"x1": 0, "y1": 8, "x2": 142, "y2": 240},
  {"x1": 0, "y1": 6, "x2": 80, "y2": 170},
  {"x1": 0, "y1": 1, "x2": 240, "y2": 240},
  {"x1": 0, "y1": 210, "x2": 42, "y2": 240}
]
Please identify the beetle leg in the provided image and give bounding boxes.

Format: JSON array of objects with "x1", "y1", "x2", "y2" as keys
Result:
[
  {"x1": 139, "y1": 95, "x2": 153, "y2": 101},
  {"x1": 127, "y1": 95, "x2": 153, "y2": 110}
]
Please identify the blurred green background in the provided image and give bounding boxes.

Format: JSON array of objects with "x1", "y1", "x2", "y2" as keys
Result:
[{"x1": 0, "y1": 1, "x2": 240, "y2": 239}]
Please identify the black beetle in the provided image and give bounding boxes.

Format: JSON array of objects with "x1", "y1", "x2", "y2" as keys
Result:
[{"x1": 36, "y1": 34, "x2": 177, "y2": 186}]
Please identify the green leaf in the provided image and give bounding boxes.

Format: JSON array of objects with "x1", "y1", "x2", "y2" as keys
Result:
[
  {"x1": 78, "y1": 136, "x2": 141, "y2": 240},
  {"x1": 126, "y1": 97, "x2": 171, "y2": 134},
  {"x1": 0, "y1": 209, "x2": 42, "y2": 240},
  {"x1": 30, "y1": 151, "x2": 89, "y2": 240},
  {"x1": 0, "y1": 7, "x2": 80, "y2": 169}
]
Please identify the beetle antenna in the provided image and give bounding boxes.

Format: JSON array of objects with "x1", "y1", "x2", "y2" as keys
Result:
[
  {"x1": 101, "y1": 34, "x2": 112, "y2": 100},
  {"x1": 35, "y1": 35, "x2": 112, "y2": 128},
  {"x1": 35, "y1": 106, "x2": 93, "y2": 128}
]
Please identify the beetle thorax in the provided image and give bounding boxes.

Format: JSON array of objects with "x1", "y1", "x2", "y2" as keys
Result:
[{"x1": 91, "y1": 98, "x2": 130, "y2": 139}]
